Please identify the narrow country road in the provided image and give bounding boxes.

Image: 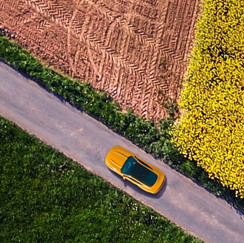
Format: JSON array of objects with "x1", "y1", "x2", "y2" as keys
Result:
[{"x1": 0, "y1": 61, "x2": 243, "y2": 243}]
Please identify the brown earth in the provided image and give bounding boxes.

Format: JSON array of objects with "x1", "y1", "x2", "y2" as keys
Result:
[{"x1": 0, "y1": 0, "x2": 200, "y2": 121}]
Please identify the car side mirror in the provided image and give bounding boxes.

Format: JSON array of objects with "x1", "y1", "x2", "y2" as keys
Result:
[{"x1": 122, "y1": 175, "x2": 126, "y2": 180}]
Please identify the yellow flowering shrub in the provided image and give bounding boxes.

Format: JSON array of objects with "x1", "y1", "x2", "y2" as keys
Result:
[{"x1": 170, "y1": 0, "x2": 244, "y2": 197}]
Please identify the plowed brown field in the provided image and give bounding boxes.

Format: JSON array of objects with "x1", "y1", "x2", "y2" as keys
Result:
[{"x1": 0, "y1": 0, "x2": 200, "y2": 120}]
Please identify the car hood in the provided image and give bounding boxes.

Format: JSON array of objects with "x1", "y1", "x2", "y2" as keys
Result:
[{"x1": 105, "y1": 146, "x2": 134, "y2": 170}]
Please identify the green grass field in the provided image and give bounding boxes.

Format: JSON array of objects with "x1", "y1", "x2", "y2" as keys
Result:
[{"x1": 0, "y1": 117, "x2": 201, "y2": 243}]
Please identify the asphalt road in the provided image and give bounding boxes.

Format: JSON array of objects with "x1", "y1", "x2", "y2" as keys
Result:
[{"x1": 0, "y1": 61, "x2": 244, "y2": 243}]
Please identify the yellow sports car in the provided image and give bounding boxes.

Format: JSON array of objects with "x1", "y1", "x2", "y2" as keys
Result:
[{"x1": 105, "y1": 146, "x2": 166, "y2": 194}]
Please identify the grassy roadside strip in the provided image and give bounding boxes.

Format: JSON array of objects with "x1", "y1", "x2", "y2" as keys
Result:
[
  {"x1": 0, "y1": 116, "x2": 202, "y2": 243},
  {"x1": 0, "y1": 33, "x2": 243, "y2": 213}
]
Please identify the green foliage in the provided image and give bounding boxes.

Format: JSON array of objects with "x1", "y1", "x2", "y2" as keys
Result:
[
  {"x1": 0, "y1": 34, "x2": 243, "y2": 213},
  {"x1": 0, "y1": 117, "x2": 201, "y2": 243},
  {"x1": 0, "y1": 34, "x2": 174, "y2": 161}
]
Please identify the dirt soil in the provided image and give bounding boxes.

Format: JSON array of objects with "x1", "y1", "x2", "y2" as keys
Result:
[{"x1": 0, "y1": 0, "x2": 200, "y2": 120}]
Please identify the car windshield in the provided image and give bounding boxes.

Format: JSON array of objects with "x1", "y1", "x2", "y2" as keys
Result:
[{"x1": 121, "y1": 156, "x2": 158, "y2": 187}]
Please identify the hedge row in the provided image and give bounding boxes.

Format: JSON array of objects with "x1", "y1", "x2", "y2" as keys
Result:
[
  {"x1": 0, "y1": 33, "x2": 179, "y2": 160},
  {"x1": 170, "y1": 0, "x2": 244, "y2": 197},
  {"x1": 0, "y1": 33, "x2": 243, "y2": 210}
]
